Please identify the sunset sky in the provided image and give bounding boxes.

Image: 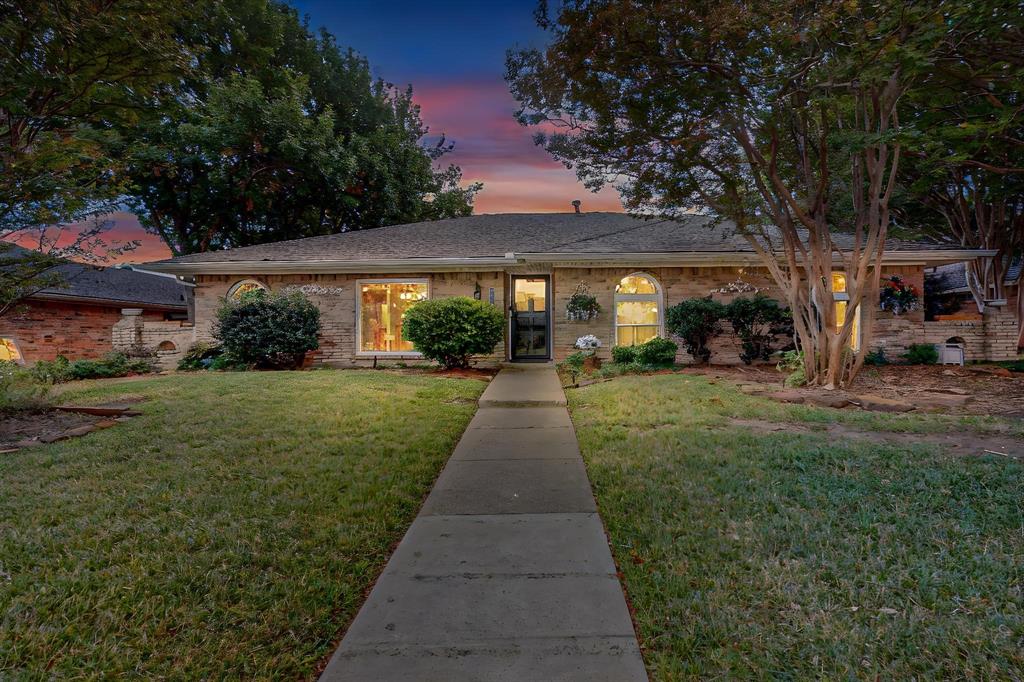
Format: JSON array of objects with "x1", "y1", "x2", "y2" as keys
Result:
[{"x1": 45, "y1": 0, "x2": 623, "y2": 264}]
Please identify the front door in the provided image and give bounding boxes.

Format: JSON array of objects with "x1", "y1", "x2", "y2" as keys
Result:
[{"x1": 510, "y1": 276, "x2": 550, "y2": 360}]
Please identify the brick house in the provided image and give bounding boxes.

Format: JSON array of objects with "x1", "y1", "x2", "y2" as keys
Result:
[
  {"x1": 0, "y1": 257, "x2": 192, "y2": 365},
  {"x1": 927, "y1": 258, "x2": 1023, "y2": 353},
  {"x1": 147, "y1": 212, "x2": 1017, "y2": 365}
]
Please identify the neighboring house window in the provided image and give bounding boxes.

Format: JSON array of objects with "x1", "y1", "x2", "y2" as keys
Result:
[
  {"x1": 358, "y1": 280, "x2": 428, "y2": 353},
  {"x1": 227, "y1": 279, "x2": 267, "y2": 300},
  {"x1": 0, "y1": 337, "x2": 22, "y2": 363},
  {"x1": 614, "y1": 273, "x2": 662, "y2": 346},
  {"x1": 832, "y1": 272, "x2": 861, "y2": 351}
]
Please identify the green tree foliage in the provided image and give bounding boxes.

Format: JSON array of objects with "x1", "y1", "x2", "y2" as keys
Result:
[
  {"x1": 665, "y1": 298, "x2": 726, "y2": 365},
  {"x1": 214, "y1": 289, "x2": 322, "y2": 369},
  {"x1": 402, "y1": 297, "x2": 504, "y2": 369},
  {"x1": 507, "y1": 1, "x2": 1002, "y2": 387},
  {"x1": 125, "y1": 0, "x2": 481, "y2": 255},
  {"x1": 724, "y1": 296, "x2": 794, "y2": 365},
  {"x1": 0, "y1": 0, "x2": 190, "y2": 314},
  {"x1": 892, "y1": 3, "x2": 1023, "y2": 344}
]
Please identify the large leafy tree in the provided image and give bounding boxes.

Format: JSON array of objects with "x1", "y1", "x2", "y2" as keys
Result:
[
  {"x1": 125, "y1": 0, "x2": 480, "y2": 255},
  {"x1": 0, "y1": 0, "x2": 190, "y2": 316},
  {"x1": 894, "y1": 10, "x2": 1024, "y2": 346},
  {"x1": 508, "y1": 0, "x2": 998, "y2": 387}
]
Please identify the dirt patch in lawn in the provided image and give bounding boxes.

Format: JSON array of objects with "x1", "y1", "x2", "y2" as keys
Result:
[
  {"x1": 0, "y1": 410, "x2": 101, "y2": 451},
  {"x1": 686, "y1": 364, "x2": 1024, "y2": 417},
  {"x1": 727, "y1": 418, "x2": 1023, "y2": 459}
]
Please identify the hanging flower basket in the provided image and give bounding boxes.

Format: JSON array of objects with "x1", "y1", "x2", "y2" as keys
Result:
[
  {"x1": 566, "y1": 283, "x2": 601, "y2": 322},
  {"x1": 879, "y1": 275, "x2": 920, "y2": 315}
]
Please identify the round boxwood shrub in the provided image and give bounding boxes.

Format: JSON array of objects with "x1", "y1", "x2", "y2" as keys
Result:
[
  {"x1": 403, "y1": 297, "x2": 504, "y2": 369},
  {"x1": 665, "y1": 297, "x2": 726, "y2": 364},
  {"x1": 634, "y1": 336, "x2": 678, "y2": 366},
  {"x1": 214, "y1": 289, "x2": 321, "y2": 369}
]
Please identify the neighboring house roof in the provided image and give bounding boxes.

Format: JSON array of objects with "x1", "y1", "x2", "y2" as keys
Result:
[
  {"x1": 3, "y1": 245, "x2": 190, "y2": 309},
  {"x1": 927, "y1": 256, "x2": 1023, "y2": 295},
  {"x1": 145, "y1": 212, "x2": 994, "y2": 274}
]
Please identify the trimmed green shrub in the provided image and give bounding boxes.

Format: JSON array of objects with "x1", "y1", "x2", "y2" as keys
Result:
[
  {"x1": 1, "y1": 361, "x2": 51, "y2": 413},
  {"x1": 29, "y1": 352, "x2": 155, "y2": 383},
  {"x1": 611, "y1": 344, "x2": 638, "y2": 364},
  {"x1": 665, "y1": 297, "x2": 726, "y2": 364},
  {"x1": 724, "y1": 295, "x2": 793, "y2": 364},
  {"x1": 864, "y1": 348, "x2": 889, "y2": 366},
  {"x1": 177, "y1": 342, "x2": 223, "y2": 371},
  {"x1": 634, "y1": 336, "x2": 678, "y2": 366},
  {"x1": 403, "y1": 297, "x2": 504, "y2": 369},
  {"x1": 903, "y1": 343, "x2": 939, "y2": 365},
  {"x1": 215, "y1": 289, "x2": 322, "y2": 369}
]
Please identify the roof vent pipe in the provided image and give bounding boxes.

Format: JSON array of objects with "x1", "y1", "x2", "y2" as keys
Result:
[{"x1": 571, "y1": 200, "x2": 582, "y2": 214}]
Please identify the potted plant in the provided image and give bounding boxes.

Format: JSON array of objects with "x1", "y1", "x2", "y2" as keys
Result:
[
  {"x1": 574, "y1": 334, "x2": 602, "y2": 370},
  {"x1": 566, "y1": 283, "x2": 601, "y2": 321},
  {"x1": 879, "y1": 275, "x2": 920, "y2": 316}
]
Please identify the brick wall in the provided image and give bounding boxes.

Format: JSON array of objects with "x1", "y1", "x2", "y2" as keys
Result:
[
  {"x1": 189, "y1": 264, "x2": 1020, "y2": 367},
  {"x1": 0, "y1": 299, "x2": 165, "y2": 362},
  {"x1": 193, "y1": 272, "x2": 506, "y2": 366},
  {"x1": 112, "y1": 309, "x2": 195, "y2": 369},
  {"x1": 551, "y1": 265, "x2": 779, "y2": 364}
]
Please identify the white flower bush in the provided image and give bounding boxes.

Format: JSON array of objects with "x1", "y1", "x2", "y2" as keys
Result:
[{"x1": 574, "y1": 335, "x2": 602, "y2": 350}]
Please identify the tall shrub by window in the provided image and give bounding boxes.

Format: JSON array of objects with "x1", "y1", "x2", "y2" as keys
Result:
[
  {"x1": 665, "y1": 298, "x2": 726, "y2": 365},
  {"x1": 614, "y1": 273, "x2": 661, "y2": 345},
  {"x1": 403, "y1": 297, "x2": 504, "y2": 369},
  {"x1": 215, "y1": 289, "x2": 321, "y2": 369},
  {"x1": 359, "y1": 281, "x2": 428, "y2": 353}
]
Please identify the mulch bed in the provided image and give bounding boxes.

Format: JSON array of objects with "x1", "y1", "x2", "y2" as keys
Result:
[
  {"x1": 0, "y1": 403, "x2": 143, "y2": 452},
  {"x1": 686, "y1": 363, "x2": 1024, "y2": 417}
]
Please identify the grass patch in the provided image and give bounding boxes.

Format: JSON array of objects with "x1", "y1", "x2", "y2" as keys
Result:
[
  {"x1": 0, "y1": 370, "x2": 484, "y2": 678},
  {"x1": 568, "y1": 374, "x2": 1024, "y2": 679}
]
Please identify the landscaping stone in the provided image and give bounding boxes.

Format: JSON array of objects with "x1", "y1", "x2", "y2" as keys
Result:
[
  {"x1": 911, "y1": 392, "x2": 972, "y2": 411},
  {"x1": 39, "y1": 424, "x2": 96, "y2": 443},
  {"x1": 805, "y1": 395, "x2": 854, "y2": 409},
  {"x1": 853, "y1": 394, "x2": 916, "y2": 413},
  {"x1": 767, "y1": 390, "x2": 806, "y2": 404}
]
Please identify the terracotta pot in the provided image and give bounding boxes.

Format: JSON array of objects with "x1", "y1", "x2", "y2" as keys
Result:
[{"x1": 582, "y1": 355, "x2": 602, "y2": 371}]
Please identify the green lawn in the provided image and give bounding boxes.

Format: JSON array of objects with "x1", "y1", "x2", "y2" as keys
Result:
[
  {"x1": 0, "y1": 371, "x2": 484, "y2": 678},
  {"x1": 568, "y1": 374, "x2": 1024, "y2": 680}
]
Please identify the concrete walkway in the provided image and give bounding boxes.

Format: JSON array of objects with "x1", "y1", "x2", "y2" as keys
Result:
[{"x1": 320, "y1": 364, "x2": 647, "y2": 681}]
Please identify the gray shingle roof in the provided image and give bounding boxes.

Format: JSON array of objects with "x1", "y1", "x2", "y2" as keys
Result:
[
  {"x1": 928, "y1": 256, "x2": 1023, "y2": 294},
  {"x1": 37, "y1": 263, "x2": 190, "y2": 308},
  {"x1": 4, "y1": 244, "x2": 189, "y2": 308},
  {"x1": 153, "y1": 213, "x2": 953, "y2": 265}
]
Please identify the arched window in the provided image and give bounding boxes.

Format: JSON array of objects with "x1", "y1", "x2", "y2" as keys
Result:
[
  {"x1": 614, "y1": 273, "x2": 662, "y2": 346},
  {"x1": 227, "y1": 279, "x2": 267, "y2": 301}
]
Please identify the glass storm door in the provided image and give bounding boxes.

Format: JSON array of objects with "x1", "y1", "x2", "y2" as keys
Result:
[{"x1": 510, "y1": 276, "x2": 550, "y2": 360}]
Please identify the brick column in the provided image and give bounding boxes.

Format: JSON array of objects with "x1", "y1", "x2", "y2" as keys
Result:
[
  {"x1": 982, "y1": 305, "x2": 1018, "y2": 361},
  {"x1": 112, "y1": 308, "x2": 144, "y2": 350}
]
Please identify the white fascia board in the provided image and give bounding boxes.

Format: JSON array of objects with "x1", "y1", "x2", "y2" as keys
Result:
[{"x1": 143, "y1": 256, "x2": 521, "y2": 275}]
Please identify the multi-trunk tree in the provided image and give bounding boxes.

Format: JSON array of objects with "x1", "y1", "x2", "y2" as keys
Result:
[{"x1": 508, "y1": 0, "x2": 1009, "y2": 387}]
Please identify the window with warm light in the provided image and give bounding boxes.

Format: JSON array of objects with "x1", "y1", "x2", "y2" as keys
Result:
[
  {"x1": 614, "y1": 274, "x2": 662, "y2": 346},
  {"x1": 831, "y1": 272, "x2": 860, "y2": 350},
  {"x1": 227, "y1": 279, "x2": 267, "y2": 300},
  {"x1": 0, "y1": 337, "x2": 22, "y2": 363},
  {"x1": 359, "y1": 281, "x2": 428, "y2": 353}
]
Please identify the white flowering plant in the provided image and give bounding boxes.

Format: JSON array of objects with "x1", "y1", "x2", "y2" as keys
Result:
[{"x1": 574, "y1": 335, "x2": 601, "y2": 350}]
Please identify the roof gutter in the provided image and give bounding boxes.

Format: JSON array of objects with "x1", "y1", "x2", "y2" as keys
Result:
[
  {"x1": 521, "y1": 249, "x2": 998, "y2": 266},
  {"x1": 143, "y1": 249, "x2": 995, "y2": 275},
  {"x1": 143, "y1": 256, "x2": 522, "y2": 276},
  {"x1": 28, "y1": 292, "x2": 188, "y2": 311}
]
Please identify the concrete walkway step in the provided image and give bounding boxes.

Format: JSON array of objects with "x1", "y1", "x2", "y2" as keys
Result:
[
  {"x1": 478, "y1": 365, "x2": 567, "y2": 407},
  {"x1": 320, "y1": 367, "x2": 645, "y2": 682}
]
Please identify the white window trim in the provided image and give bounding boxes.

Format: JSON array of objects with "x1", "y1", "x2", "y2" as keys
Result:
[
  {"x1": 355, "y1": 278, "x2": 429, "y2": 357},
  {"x1": 0, "y1": 336, "x2": 24, "y2": 364},
  {"x1": 227, "y1": 278, "x2": 268, "y2": 299},
  {"x1": 613, "y1": 272, "x2": 665, "y2": 346}
]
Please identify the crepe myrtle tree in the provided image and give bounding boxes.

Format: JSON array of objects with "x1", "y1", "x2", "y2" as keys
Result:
[{"x1": 507, "y1": 0, "x2": 991, "y2": 388}]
